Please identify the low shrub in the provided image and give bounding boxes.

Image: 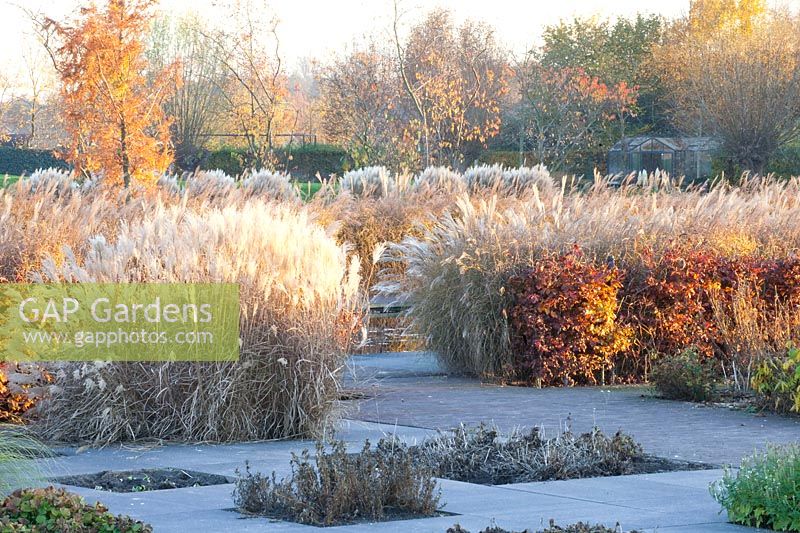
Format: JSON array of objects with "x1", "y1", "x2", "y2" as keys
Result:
[
  {"x1": 233, "y1": 439, "x2": 440, "y2": 526},
  {"x1": 650, "y1": 348, "x2": 717, "y2": 402},
  {"x1": 752, "y1": 343, "x2": 800, "y2": 414},
  {"x1": 476, "y1": 149, "x2": 537, "y2": 168},
  {"x1": 279, "y1": 144, "x2": 350, "y2": 180},
  {"x1": 35, "y1": 201, "x2": 362, "y2": 444},
  {"x1": 711, "y1": 444, "x2": 800, "y2": 531},
  {"x1": 0, "y1": 486, "x2": 152, "y2": 532},
  {"x1": 413, "y1": 424, "x2": 643, "y2": 485},
  {"x1": 0, "y1": 365, "x2": 50, "y2": 424},
  {"x1": 201, "y1": 147, "x2": 245, "y2": 177},
  {"x1": 201, "y1": 145, "x2": 350, "y2": 179},
  {"x1": 508, "y1": 248, "x2": 631, "y2": 386}
]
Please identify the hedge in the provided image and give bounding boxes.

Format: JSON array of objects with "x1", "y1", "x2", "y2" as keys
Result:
[
  {"x1": 200, "y1": 144, "x2": 351, "y2": 181},
  {"x1": 476, "y1": 150, "x2": 541, "y2": 168},
  {"x1": 0, "y1": 147, "x2": 69, "y2": 176}
]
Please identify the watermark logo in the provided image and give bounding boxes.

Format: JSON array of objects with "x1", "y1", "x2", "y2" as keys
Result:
[{"x1": 0, "y1": 283, "x2": 239, "y2": 362}]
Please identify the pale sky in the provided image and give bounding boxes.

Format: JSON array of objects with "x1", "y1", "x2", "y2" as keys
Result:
[{"x1": 1, "y1": 0, "x2": 797, "y2": 91}]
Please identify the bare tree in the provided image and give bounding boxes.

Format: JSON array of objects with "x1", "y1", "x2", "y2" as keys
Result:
[
  {"x1": 656, "y1": 8, "x2": 800, "y2": 173},
  {"x1": 318, "y1": 43, "x2": 414, "y2": 169},
  {"x1": 149, "y1": 15, "x2": 227, "y2": 170},
  {"x1": 19, "y1": 45, "x2": 55, "y2": 148},
  {"x1": 205, "y1": 0, "x2": 289, "y2": 170}
]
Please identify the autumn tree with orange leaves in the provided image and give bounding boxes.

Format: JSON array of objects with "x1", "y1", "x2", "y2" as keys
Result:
[
  {"x1": 654, "y1": 0, "x2": 800, "y2": 174},
  {"x1": 395, "y1": 9, "x2": 509, "y2": 168},
  {"x1": 515, "y1": 63, "x2": 637, "y2": 172},
  {"x1": 41, "y1": 0, "x2": 174, "y2": 187}
]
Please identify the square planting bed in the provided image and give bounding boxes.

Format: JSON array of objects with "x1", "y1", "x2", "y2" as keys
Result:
[{"x1": 54, "y1": 468, "x2": 233, "y2": 493}]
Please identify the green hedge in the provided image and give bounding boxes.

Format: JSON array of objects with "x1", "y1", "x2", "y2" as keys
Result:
[
  {"x1": 201, "y1": 144, "x2": 351, "y2": 181},
  {"x1": 768, "y1": 141, "x2": 800, "y2": 178},
  {"x1": 0, "y1": 147, "x2": 69, "y2": 176},
  {"x1": 202, "y1": 148, "x2": 245, "y2": 177},
  {"x1": 279, "y1": 144, "x2": 351, "y2": 180},
  {"x1": 476, "y1": 150, "x2": 541, "y2": 168}
]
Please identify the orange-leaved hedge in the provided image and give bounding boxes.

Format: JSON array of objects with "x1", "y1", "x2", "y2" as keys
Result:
[
  {"x1": 506, "y1": 245, "x2": 800, "y2": 386},
  {"x1": 0, "y1": 364, "x2": 51, "y2": 424},
  {"x1": 508, "y1": 247, "x2": 632, "y2": 386}
]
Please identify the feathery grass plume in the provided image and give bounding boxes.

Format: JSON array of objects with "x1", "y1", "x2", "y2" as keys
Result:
[
  {"x1": 0, "y1": 425, "x2": 50, "y2": 495},
  {"x1": 463, "y1": 163, "x2": 505, "y2": 193},
  {"x1": 711, "y1": 282, "x2": 800, "y2": 392},
  {"x1": 502, "y1": 164, "x2": 555, "y2": 195},
  {"x1": 340, "y1": 166, "x2": 396, "y2": 198},
  {"x1": 0, "y1": 181, "x2": 151, "y2": 282},
  {"x1": 156, "y1": 173, "x2": 182, "y2": 195},
  {"x1": 35, "y1": 200, "x2": 363, "y2": 444},
  {"x1": 20, "y1": 168, "x2": 96, "y2": 197},
  {"x1": 387, "y1": 175, "x2": 800, "y2": 381},
  {"x1": 414, "y1": 166, "x2": 466, "y2": 193},
  {"x1": 315, "y1": 186, "x2": 453, "y2": 291},
  {"x1": 185, "y1": 169, "x2": 236, "y2": 199},
  {"x1": 241, "y1": 169, "x2": 300, "y2": 202},
  {"x1": 382, "y1": 194, "x2": 542, "y2": 376}
]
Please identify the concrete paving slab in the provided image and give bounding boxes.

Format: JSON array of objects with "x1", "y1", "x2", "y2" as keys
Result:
[
  {"x1": 345, "y1": 352, "x2": 800, "y2": 466},
  {"x1": 26, "y1": 351, "x2": 790, "y2": 533}
]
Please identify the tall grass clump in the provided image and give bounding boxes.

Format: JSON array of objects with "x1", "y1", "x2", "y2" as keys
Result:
[
  {"x1": 340, "y1": 166, "x2": 397, "y2": 198},
  {"x1": 185, "y1": 169, "x2": 236, "y2": 199},
  {"x1": 390, "y1": 176, "x2": 800, "y2": 383},
  {"x1": 241, "y1": 169, "x2": 299, "y2": 202},
  {"x1": 384, "y1": 195, "x2": 542, "y2": 376},
  {"x1": 503, "y1": 165, "x2": 555, "y2": 196},
  {"x1": 463, "y1": 164, "x2": 505, "y2": 193},
  {"x1": 0, "y1": 183, "x2": 147, "y2": 282},
  {"x1": 0, "y1": 426, "x2": 48, "y2": 495},
  {"x1": 22, "y1": 168, "x2": 93, "y2": 196},
  {"x1": 313, "y1": 187, "x2": 452, "y2": 291},
  {"x1": 35, "y1": 201, "x2": 362, "y2": 444},
  {"x1": 413, "y1": 166, "x2": 466, "y2": 193},
  {"x1": 462, "y1": 164, "x2": 554, "y2": 196}
]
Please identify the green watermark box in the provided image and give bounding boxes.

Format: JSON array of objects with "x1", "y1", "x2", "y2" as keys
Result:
[{"x1": 0, "y1": 283, "x2": 240, "y2": 362}]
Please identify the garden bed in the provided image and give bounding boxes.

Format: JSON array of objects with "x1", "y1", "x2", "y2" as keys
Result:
[
  {"x1": 407, "y1": 424, "x2": 714, "y2": 486},
  {"x1": 55, "y1": 468, "x2": 232, "y2": 493},
  {"x1": 448, "y1": 521, "x2": 641, "y2": 533}
]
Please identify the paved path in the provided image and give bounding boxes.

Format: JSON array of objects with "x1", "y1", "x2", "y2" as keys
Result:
[
  {"x1": 345, "y1": 352, "x2": 800, "y2": 466},
  {"x1": 28, "y1": 352, "x2": 799, "y2": 532},
  {"x1": 38, "y1": 422, "x2": 766, "y2": 533}
]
